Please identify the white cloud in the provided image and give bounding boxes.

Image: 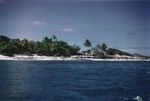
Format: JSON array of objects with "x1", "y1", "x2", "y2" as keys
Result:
[
  {"x1": 31, "y1": 20, "x2": 46, "y2": 26},
  {"x1": 62, "y1": 28, "x2": 75, "y2": 32},
  {"x1": 0, "y1": 0, "x2": 5, "y2": 4}
]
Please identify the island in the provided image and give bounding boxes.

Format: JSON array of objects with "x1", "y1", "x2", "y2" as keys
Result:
[{"x1": 0, "y1": 35, "x2": 149, "y2": 61}]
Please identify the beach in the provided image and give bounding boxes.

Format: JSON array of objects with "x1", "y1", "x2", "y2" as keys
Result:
[
  {"x1": 0, "y1": 54, "x2": 149, "y2": 61},
  {"x1": 0, "y1": 54, "x2": 72, "y2": 61}
]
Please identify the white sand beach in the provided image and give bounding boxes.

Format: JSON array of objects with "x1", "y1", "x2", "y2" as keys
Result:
[
  {"x1": 0, "y1": 54, "x2": 81, "y2": 61},
  {"x1": 0, "y1": 54, "x2": 149, "y2": 61}
]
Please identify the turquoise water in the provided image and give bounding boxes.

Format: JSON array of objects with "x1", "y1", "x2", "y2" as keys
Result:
[{"x1": 0, "y1": 61, "x2": 150, "y2": 101}]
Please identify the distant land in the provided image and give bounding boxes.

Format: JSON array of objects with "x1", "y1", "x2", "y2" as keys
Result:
[{"x1": 0, "y1": 35, "x2": 149, "y2": 60}]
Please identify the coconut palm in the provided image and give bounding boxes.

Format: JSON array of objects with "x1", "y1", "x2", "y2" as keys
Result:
[{"x1": 84, "y1": 39, "x2": 91, "y2": 48}]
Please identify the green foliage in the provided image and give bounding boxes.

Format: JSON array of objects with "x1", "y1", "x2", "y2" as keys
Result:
[
  {"x1": 90, "y1": 43, "x2": 108, "y2": 58},
  {"x1": 107, "y1": 48, "x2": 132, "y2": 56},
  {"x1": 0, "y1": 35, "x2": 80, "y2": 56},
  {"x1": 101, "y1": 43, "x2": 107, "y2": 52},
  {"x1": 94, "y1": 43, "x2": 107, "y2": 52},
  {"x1": 0, "y1": 35, "x2": 132, "y2": 58},
  {"x1": 0, "y1": 35, "x2": 10, "y2": 43},
  {"x1": 91, "y1": 43, "x2": 131, "y2": 58},
  {"x1": 42, "y1": 36, "x2": 52, "y2": 43}
]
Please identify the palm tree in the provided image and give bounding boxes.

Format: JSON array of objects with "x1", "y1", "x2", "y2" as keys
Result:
[
  {"x1": 52, "y1": 35, "x2": 57, "y2": 42},
  {"x1": 96, "y1": 44, "x2": 102, "y2": 51},
  {"x1": 84, "y1": 39, "x2": 91, "y2": 48},
  {"x1": 83, "y1": 39, "x2": 92, "y2": 55},
  {"x1": 101, "y1": 43, "x2": 107, "y2": 52},
  {"x1": 42, "y1": 36, "x2": 52, "y2": 43}
]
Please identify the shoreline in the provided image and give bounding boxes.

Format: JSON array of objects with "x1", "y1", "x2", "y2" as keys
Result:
[{"x1": 0, "y1": 55, "x2": 149, "y2": 61}]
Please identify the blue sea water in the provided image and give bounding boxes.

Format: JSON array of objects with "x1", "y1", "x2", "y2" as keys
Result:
[{"x1": 0, "y1": 61, "x2": 150, "y2": 101}]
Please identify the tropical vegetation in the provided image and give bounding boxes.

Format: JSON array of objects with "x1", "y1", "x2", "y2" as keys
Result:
[
  {"x1": 0, "y1": 35, "x2": 80, "y2": 56},
  {"x1": 83, "y1": 39, "x2": 132, "y2": 58},
  {"x1": 0, "y1": 35, "x2": 133, "y2": 58}
]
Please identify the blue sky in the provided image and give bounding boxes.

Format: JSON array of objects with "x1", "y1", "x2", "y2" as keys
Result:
[{"x1": 0, "y1": 0, "x2": 149, "y2": 55}]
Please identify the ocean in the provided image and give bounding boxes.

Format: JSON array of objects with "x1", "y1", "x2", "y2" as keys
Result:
[{"x1": 0, "y1": 61, "x2": 150, "y2": 101}]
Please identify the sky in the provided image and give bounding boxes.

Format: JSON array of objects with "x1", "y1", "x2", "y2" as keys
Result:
[{"x1": 0, "y1": 0, "x2": 149, "y2": 55}]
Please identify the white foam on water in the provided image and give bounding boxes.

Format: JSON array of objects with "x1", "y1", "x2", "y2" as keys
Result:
[
  {"x1": 118, "y1": 96, "x2": 129, "y2": 101},
  {"x1": 133, "y1": 96, "x2": 143, "y2": 101}
]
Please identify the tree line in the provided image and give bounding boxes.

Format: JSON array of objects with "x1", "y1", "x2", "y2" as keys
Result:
[
  {"x1": 83, "y1": 39, "x2": 132, "y2": 58},
  {"x1": 0, "y1": 35, "x2": 80, "y2": 56},
  {"x1": 0, "y1": 35, "x2": 132, "y2": 57}
]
